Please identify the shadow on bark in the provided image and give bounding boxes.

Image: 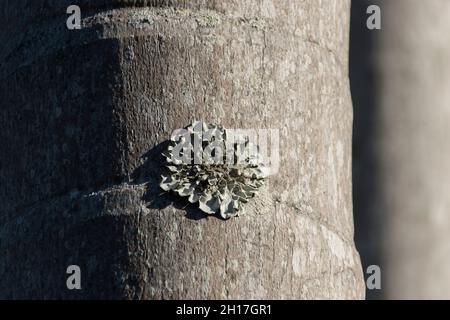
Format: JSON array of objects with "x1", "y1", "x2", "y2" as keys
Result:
[
  {"x1": 350, "y1": 0, "x2": 383, "y2": 300},
  {"x1": 131, "y1": 140, "x2": 210, "y2": 221}
]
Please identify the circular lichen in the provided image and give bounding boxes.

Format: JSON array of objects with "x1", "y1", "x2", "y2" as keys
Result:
[{"x1": 160, "y1": 121, "x2": 268, "y2": 219}]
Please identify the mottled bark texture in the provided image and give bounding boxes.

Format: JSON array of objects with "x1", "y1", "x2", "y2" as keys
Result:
[
  {"x1": 0, "y1": 1, "x2": 364, "y2": 299},
  {"x1": 364, "y1": 0, "x2": 450, "y2": 299}
]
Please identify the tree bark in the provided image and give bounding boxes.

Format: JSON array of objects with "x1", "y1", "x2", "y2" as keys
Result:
[{"x1": 0, "y1": 1, "x2": 364, "y2": 299}]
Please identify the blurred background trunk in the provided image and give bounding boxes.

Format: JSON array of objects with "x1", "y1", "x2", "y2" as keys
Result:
[
  {"x1": 0, "y1": 1, "x2": 364, "y2": 299},
  {"x1": 351, "y1": 0, "x2": 450, "y2": 299}
]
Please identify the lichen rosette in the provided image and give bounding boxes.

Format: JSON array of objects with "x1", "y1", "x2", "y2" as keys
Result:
[{"x1": 160, "y1": 122, "x2": 268, "y2": 219}]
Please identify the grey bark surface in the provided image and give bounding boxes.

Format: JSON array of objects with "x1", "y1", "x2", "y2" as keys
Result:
[
  {"x1": 366, "y1": 0, "x2": 450, "y2": 299},
  {"x1": 0, "y1": 1, "x2": 364, "y2": 299}
]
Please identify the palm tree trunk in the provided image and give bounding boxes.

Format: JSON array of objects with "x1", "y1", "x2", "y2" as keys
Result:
[{"x1": 0, "y1": 0, "x2": 364, "y2": 299}]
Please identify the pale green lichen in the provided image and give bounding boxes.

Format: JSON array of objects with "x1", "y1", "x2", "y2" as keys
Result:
[
  {"x1": 160, "y1": 122, "x2": 268, "y2": 219},
  {"x1": 194, "y1": 11, "x2": 221, "y2": 28}
]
